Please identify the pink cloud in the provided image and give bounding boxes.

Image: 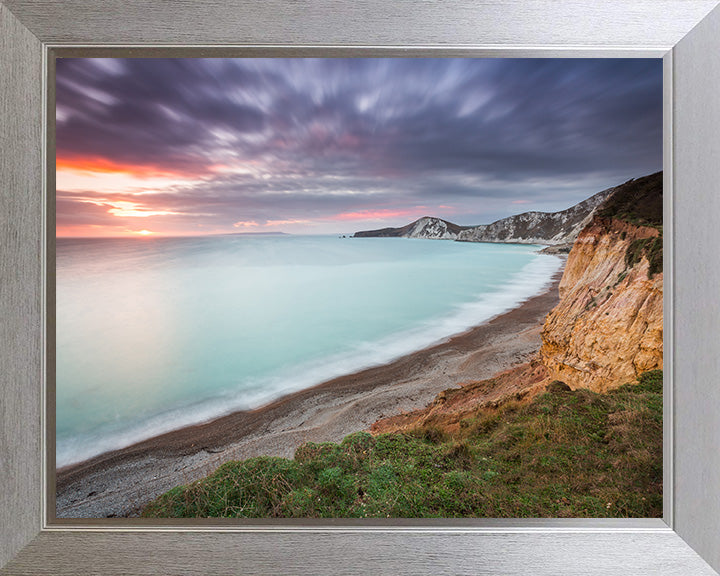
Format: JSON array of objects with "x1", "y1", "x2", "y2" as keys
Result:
[
  {"x1": 328, "y1": 205, "x2": 455, "y2": 222},
  {"x1": 265, "y1": 219, "x2": 311, "y2": 227},
  {"x1": 329, "y1": 208, "x2": 426, "y2": 222}
]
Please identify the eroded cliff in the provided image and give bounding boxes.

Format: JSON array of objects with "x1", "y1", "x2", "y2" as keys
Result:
[
  {"x1": 539, "y1": 213, "x2": 663, "y2": 392},
  {"x1": 367, "y1": 171, "x2": 663, "y2": 434}
]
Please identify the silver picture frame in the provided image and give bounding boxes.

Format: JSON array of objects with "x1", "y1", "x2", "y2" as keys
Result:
[{"x1": 2, "y1": 1, "x2": 720, "y2": 574}]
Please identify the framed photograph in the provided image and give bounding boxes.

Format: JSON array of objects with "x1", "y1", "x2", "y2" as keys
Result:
[
  {"x1": 52, "y1": 55, "x2": 665, "y2": 524},
  {"x1": 2, "y1": 1, "x2": 720, "y2": 575}
]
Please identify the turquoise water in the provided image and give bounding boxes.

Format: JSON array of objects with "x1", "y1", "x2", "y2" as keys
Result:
[{"x1": 56, "y1": 235, "x2": 561, "y2": 467}]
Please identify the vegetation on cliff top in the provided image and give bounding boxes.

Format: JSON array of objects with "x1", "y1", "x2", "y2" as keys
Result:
[
  {"x1": 626, "y1": 236, "x2": 663, "y2": 277},
  {"x1": 596, "y1": 171, "x2": 663, "y2": 277},
  {"x1": 142, "y1": 370, "x2": 662, "y2": 519},
  {"x1": 597, "y1": 171, "x2": 663, "y2": 229}
]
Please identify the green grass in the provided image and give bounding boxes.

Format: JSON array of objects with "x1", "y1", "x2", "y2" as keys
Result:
[
  {"x1": 142, "y1": 370, "x2": 663, "y2": 519},
  {"x1": 625, "y1": 236, "x2": 663, "y2": 277}
]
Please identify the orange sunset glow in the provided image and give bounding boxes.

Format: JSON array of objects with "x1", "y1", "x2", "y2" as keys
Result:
[{"x1": 56, "y1": 155, "x2": 195, "y2": 178}]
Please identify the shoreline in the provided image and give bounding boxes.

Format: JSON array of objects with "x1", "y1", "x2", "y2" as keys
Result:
[
  {"x1": 56, "y1": 250, "x2": 560, "y2": 470},
  {"x1": 56, "y1": 265, "x2": 564, "y2": 519}
]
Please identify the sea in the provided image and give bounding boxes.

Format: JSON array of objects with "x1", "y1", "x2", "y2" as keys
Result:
[{"x1": 55, "y1": 235, "x2": 562, "y2": 467}]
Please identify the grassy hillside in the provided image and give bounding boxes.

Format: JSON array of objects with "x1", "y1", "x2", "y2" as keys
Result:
[{"x1": 142, "y1": 370, "x2": 662, "y2": 519}]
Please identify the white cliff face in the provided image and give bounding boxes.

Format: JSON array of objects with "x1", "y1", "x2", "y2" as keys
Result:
[
  {"x1": 456, "y1": 186, "x2": 616, "y2": 246},
  {"x1": 353, "y1": 217, "x2": 468, "y2": 239},
  {"x1": 354, "y1": 184, "x2": 618, "y2": 244},
  {"x1": 403, "y1": 217, "x2": 459, "y2": 240}
]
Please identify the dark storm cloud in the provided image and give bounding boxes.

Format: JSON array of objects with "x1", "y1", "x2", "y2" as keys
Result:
[
  {"x1": 56, "y1": 57, "x2": 662, "y2": 228},
  {"x1": 379, "y1": 59, "x2": 661, "y2": 180},
  {"x1": 56, "y1": 58, "x2": 267, "y2": 173}
]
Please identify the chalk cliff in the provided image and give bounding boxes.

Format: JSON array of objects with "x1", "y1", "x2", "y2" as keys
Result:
[
  {"x1": 353, "y1": 186, "x2": 615, "y2": 245},
  {"x1": 456, "y1": 186, "x2": 614, "y2": 246},
  {"x1": 353, "y1": 217, "x2": 469, "y2": 239}
]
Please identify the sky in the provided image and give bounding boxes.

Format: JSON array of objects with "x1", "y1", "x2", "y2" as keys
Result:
[{"x1": 56, "y1": 58, "x2": 662, "y2": 237}]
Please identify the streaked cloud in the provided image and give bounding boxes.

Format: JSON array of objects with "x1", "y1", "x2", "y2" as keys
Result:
[{"x1": 56, "y1": 58, "x2": 662, "y2": 236}]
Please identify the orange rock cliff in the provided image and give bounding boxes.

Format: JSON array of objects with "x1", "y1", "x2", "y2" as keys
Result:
[
  {"x1": 372, "y1": 172, "x2": 664, "y2": 435},
  {"x1": 539, "y1": 176, "x2": 663, "y2": 392}
]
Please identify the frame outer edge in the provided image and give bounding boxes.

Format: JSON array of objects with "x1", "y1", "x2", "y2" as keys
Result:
[
  {"x1": 1, "y1": 0, "x2": 720, "y2": 47},
  {"x1": 1, "y1": 0, "x2": 720, "y2": 574},
  {"x1": 3, "y1": 531, "x2": 720, "y2": 576},
  {"x1": 672, "y1": 4, "x2": 720, "y2": 573},
  {"x1": 0, "y1": 2, "x2": 44, "y2": 570}
]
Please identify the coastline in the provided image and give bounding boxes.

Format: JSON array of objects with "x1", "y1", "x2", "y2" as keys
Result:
[{"x1": 56, "y1": 264, "x2": 564, "y2": 519}]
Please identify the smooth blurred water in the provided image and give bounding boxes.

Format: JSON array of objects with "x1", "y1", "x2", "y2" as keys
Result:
[{"x1": 56, "y1": 235, "x2": 561, "y2": 466}]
